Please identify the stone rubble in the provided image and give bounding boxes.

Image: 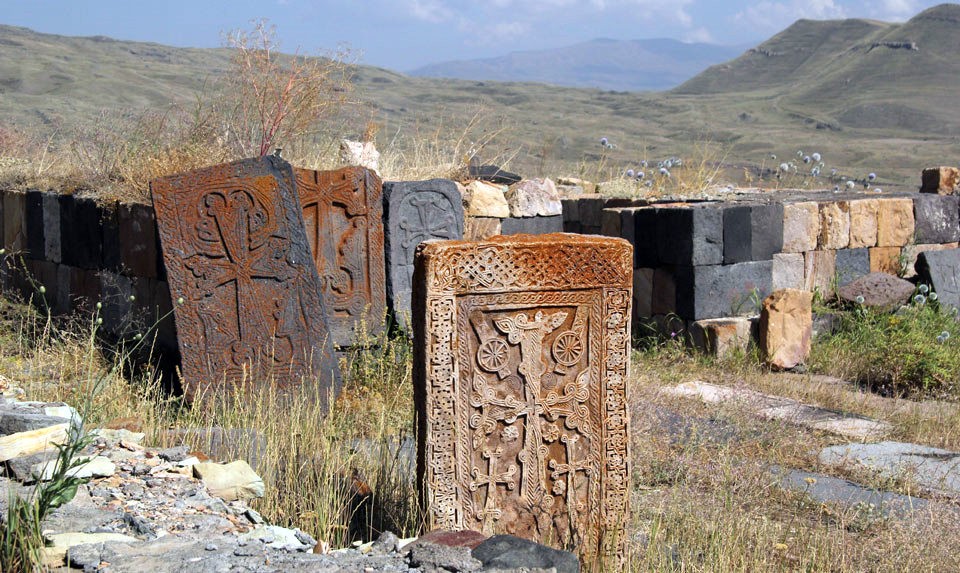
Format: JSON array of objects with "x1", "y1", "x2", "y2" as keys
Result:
[{"x1": 0, "y1": 387, "x2": 578, "y2": 572}]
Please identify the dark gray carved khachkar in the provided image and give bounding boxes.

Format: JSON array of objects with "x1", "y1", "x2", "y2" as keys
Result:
[
  {"x1": 150, "y1": 156, "x2": 340, "y2": 407},
  {"x1": 383, "y1": 179, "x2": 464, "y2": 331},
  {"x1": 294, "y1": 166, "x2": 386, "y2": 347},
  {"x1": 413, "y1": 233, "x2": 633, "y2": 566}
]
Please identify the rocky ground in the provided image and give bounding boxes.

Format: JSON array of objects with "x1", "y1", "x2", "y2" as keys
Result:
[{"x1": 0, "y1": 381, "x2": 578, "y2": 573}]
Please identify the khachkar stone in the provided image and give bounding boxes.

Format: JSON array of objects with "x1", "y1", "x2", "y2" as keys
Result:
[
  {"x1": 383, "y1": 179, "x2": 464, "y2": 331},
  {"x1": 294, "y1": 166, "x2": 386, "y2": 347},
  {"x1": 150, "y1": 156, "x2": 340, "y2": 406},
  {"x1": 413, "y1": 233, "x2": 632, "y2": 565}
]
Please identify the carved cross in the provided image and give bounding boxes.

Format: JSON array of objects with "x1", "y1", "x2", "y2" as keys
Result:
[
  {"x1": 399, "y1": 195, "x2": 456, "y2": 251},
  {"x1": 469, "y1": 447, "x2": 517, "y2": 529},
  {"x1": 549, "y1": 433, "x2": 592, "y2": 520},
  {"x1": 186, "y1": 189, "x2": 294, "y2": 366}
]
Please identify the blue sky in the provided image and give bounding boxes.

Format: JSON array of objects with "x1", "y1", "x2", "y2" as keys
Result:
[{"x1": 1, "y1": 0, "x2": 946, "y2": 70}]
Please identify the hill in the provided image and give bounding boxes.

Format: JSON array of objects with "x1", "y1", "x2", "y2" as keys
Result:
[
  {"x1": 675, "y1": 3, "x2": 960, "y2": 135},
  {"x1": 0, "y1": 7, "x2": 959, "y2": 190},
  {"x1": 408, "y1": 38, "x2": 745, "y2": 91}
]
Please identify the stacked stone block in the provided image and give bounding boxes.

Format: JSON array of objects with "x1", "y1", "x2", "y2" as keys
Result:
[{"x1": 0, "y1": 189, "x2": 176, "y2": 351}]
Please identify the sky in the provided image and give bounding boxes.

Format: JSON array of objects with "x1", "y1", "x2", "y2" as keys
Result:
[{"x1": 0, "y1": 0, "x2": 947, "y2": 70}]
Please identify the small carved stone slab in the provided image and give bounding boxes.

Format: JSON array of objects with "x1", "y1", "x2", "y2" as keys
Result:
[
  {"x1": 150, "y1": 157, "x2": 340, "y2": 405},
  {"x1": 294, "y1": 166, "x2": 386, "y2": 347},
  {"x1": 383, "y1": 179, "x2": 464, "y2": 331},
  {"x1": 413, "y1": 233, "x2": 632, "y2": 564}
]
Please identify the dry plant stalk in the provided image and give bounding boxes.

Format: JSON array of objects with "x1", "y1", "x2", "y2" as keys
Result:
[{"x1": 222, "y1": 20, "x2": 352, "y2": 158}]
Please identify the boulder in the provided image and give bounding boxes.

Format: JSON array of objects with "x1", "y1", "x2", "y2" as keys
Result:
[
  {"x1": 471, "y1": 534, "x2": 580, "y2": 573},
  {"x1": 0, "y1": 422, "x2": 69, "y2": 462},
  {"x1": 42, "y1": 532, "x2": 138, "y2": 567},
  {"x1": 759, "y1": 289, "x2": 812, "y2": 370},
  {"x1": 916, "y1": 249, "x2": 960, "y2": 310},
  {"x1": 688, "y1": 317, "x2": 754, "y2": 359},
  {"x1": 339, "y1": 140, "x2": 379, "y2": 172},
  {"x1": 836, "y1": 272, "x2": 915, "y2": 309},
  {"x1": 193, "y1": 460, "x2": 264, "y2": 502},
  {"x1": 505, "y1": 178, "x2": 562, "y2": 217},
  {"x1": 464, "y1": 181, "x2": 510, "y2": 218}
]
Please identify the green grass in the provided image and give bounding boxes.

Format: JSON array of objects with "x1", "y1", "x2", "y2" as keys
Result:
[{"x1": 810, "y1": 296, "x2": 960, "y2": 398}]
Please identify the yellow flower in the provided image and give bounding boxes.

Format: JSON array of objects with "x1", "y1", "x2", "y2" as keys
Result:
[{"x1": 774, "y1": 543, "x2": 788, "y2": 552}]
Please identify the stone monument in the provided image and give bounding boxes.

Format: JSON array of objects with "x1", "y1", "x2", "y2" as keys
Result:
[
  {"x1": 294, "y1": 166, "x2": 386, "y2": 347},
  {"x1": 150, "y1": 156, "x2": 340, "y2": 406},
  {"x1": 413, "y1": 233, "x2": 632, "y2": 564}
]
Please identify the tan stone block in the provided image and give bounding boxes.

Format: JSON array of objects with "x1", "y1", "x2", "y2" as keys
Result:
[
  {"x1": 803, "y1": 250, "x2": 836, "y2": 294},
  {"x1": 689, "y1": 317, "x2": 753, "y2": 359},
  {"x1": 869, "y1": 246, "x2": 902, "y2": 275},
  {"x1": 760, "y1": 288, "x2": 813, "y2": 370},
  {"x1": 782, "y1": 202, "x2": 819, "y2": 253},
  {"x1": 465, "y1": 217, "x2": 502, "y2": 241},
  {"x1": 819, "y1": 201, "x2": 850, "y2": 249},
  {"x1": 413, "y1": 234, "x2": 632, "y2": 563},
  {"x1": 465, "y1": 180, "x2": 510, "y2": 218},
  {"x1": 876, "y1": 198, "x2": 915, "y2": 247},
  {"x1": 848, "y1": 199, "x2": 879, "y2": 248},
  {"x1": 901, "y1": 243, "x2": 959, "y2": 278}
]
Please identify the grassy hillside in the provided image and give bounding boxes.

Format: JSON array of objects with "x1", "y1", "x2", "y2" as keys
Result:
[{"x1": 0, "y1": 7, "x2": 959, "y2": 192}]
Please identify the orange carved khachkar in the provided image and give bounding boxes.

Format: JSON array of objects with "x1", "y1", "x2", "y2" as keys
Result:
[
  {"x1": 413, "y1": 233, "x2": 632, "y2": 565},
  {"x1": 294, "y1": 166, "x2": 386, "y2": 347},
  {"x1": 150, "y1": 156, "x2": 340, "y2": 406}
]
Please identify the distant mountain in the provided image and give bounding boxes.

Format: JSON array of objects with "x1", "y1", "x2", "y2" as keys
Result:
[
  {"x1": 674, "y1": 3, "x2": 960, "y2": 134},
  {"x1": 408, "y1": 38, "x2": 747, "y2": 91}
]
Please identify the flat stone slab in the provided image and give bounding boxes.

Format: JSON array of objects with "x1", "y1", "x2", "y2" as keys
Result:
[
  {"x1": 770, "y1": 466, "x2": 930, "y2": 517},
  {"x1": 818, "y1": 441, "x2": 960, "y2": 497},
  {"x1": 414, "y1": 233, "x2": 632, "y2": 564},
  {"x1": 836, "y1": 272, "x2": 915, "y2": 308},
  {"x1": 150, "y1": 156, "x2": 340, "y2": 405},
  {"x1": 294, "y1": 166, "x2": 386, "y2": 347},
  {"x1": 662, "y1": 381, "x2": 891, "y2": 440}
]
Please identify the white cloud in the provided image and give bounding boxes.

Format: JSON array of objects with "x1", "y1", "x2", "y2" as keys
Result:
[
  {"x1": 683, "y1": 26, "x2": 714, "y2": 43},
  {"x1": 734, "y1": 0, "x2": 846, "y2": 34},
  {"x1": 405, "y1": 0, "x2": 454, "y2": 23},
  {"x1": 866, "y1": 0, "x2": 919, "y2": 19}
]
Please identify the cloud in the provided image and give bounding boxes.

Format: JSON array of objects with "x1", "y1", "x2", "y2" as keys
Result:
[
  {"x1": 405, "y1": 0, "x2": 454, "y2": 23},
  {"x1": 683, "y1": 27, "x2": 714, "y2": 43},
  {"x1": 866, "y1": 0, "x2": 919, "y2": 19},
  {"x1": 734, "y1": 0, "x2": 846, "y2": 34}
]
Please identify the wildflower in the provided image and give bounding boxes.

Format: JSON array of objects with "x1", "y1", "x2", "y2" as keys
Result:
[
  {"x1": 774, "y1": 542, "x2": 789, "y2": 552},
  {"x1": 96, "y1": 302, "x2": 102, "y2": 310},
  {"x1": 599, "y1": 137, "x2": 608, "y2": 146},
  {"x1": 177, "y1": 297, "x2": 185, "y2": 305},
  {"x1": 670, "y1": 331, "x2": 677, "y2": 338},
  {"x1": 942, "y1": 330, "x2": 951, "y2": 340},
  {"x1": 833, "y1": 185, "x2": 840, "y2": 193},
  {"x1": 919, "y1": 284, "x2": 929, "y2": 294},
  {"x1": 0, "y1": 249, "x2": 5, "y2": 255},
  {"x1": 779, "y1": 162, "x2": 790, "y2": 172},
  {"x1": 846, "y1": 180, "x2": 855, "y2": 189},
  {"x1": 812, "y1": 152, "x2": 822, "y2": 162},
  {"x1": 129, "y1": 295, "x2": 136, "y2": 302},
  {"x1": 937, "y1": 334, "x2": 946, "y2": 344},
  {"x1": 625, "y1": 169, "x2": 635, "y2": 178},
  {"x1": 803, "y1": 155, "x2": 811, "y2": 164},
  {"x1": 770, "y1": 154, "x2": 777, "y2": 160},
  {"x1": 96, "y1": 317, "x2": 103, "y2": 325},
  {"x1": 660, "y1": 168, "x2": 670, "y2": 177},
  {"x1": 831, "y1": 168, "x2": 838, "y2": 176},
  {"x1": 637, "y1": 171, "x2": 645, "y2": 180},
  {"x1": 134, "y1": 333, "x2": 142, "y2": 340},
  {"x1": 640, "y1": 160, "x2": 648, "y2": 167},
  {"x1": 914, "y1": 294, "x2": 926, "y2": 305},
  {"x1": 644, "y1": 180, "x2": 653, "y2": 187},
  {"x1": 868, "y1": 172, "x2": 877, "y2": 181},
  {"x1": 855, "y1": 295, "x2": 865, "y2": 305},
  {"x1": 930, "y1": 292, "x2": 939, "y2": 302},
  {"x1": 874, "y1": 187, "x2": 882, "y2": 193},
  {"x1": 804, "y1": 476, "x2": 817, "y2": 485},
  {"x1": 38, "y1": 286, "x2": 46, "y2": 294},
  {"x1": 797, "y1": 150, "x2": 803, "y2": 157}
]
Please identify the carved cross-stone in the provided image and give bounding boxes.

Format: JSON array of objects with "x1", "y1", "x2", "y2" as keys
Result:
[
  {"x1": 151, "y1": 157, "x2": 340, "y2": 407},
  {"x1": 413, "y1": 233, "x2": 632, "y2": 566},
  {"x1": 383, "y1": 180, "x2": 464, "y2": 332},
  {"x1": 294, "y1": 167, "x2": 385, "y2": 347}
]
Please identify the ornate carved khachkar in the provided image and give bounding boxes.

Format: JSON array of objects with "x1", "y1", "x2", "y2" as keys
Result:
[
  {"x1": 150, "y1": 157, "x2": 340, "y2": 406},
  {"x1": 383, "y1": 179, "x2": 464, "y2": 332},
  {"x1": 413, "y1": 233, "x2": 632, "y2": 564},
  {"x1": 294, "y1": 166, "x2": 386, "y2": 347}
]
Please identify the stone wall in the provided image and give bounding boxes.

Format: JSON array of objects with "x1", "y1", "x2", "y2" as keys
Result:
[{"x1": 565, "y1": 190, "x2": 960, "y2": 335}]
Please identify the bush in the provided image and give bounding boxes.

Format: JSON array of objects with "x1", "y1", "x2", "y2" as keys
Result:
[{"x1": 810, "y1": 295, "x2": 960, "y2": 398}]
